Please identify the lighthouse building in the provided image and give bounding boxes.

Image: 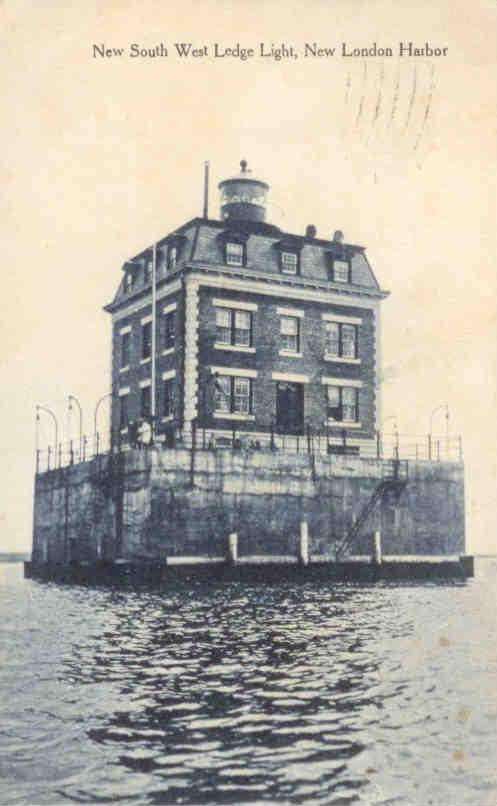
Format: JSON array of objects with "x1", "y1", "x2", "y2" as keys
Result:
[{"x1": 104, "y1": 162, "x2": 388, "y2": 455}]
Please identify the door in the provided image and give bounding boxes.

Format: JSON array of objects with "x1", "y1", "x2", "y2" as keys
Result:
[{"x1": 276, "y1": 382, "x2": 304, "y2": 434}]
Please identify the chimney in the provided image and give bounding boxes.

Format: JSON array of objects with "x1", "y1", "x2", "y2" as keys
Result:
[
  {"x1": 305, "y1": 225, "x2": 317, "y2": 239},
  {"x1": 333, "y1": 230, "x2": 344, "y2": 243}
]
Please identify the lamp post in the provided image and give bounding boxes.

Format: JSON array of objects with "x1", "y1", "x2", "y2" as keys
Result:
[
  {"x1": 94, "y1": 393, "x2": 112, "y2": 441},
  {"x1": 68, "y1": 395, "x2": 83, "y2": 461},
  {"x1": 36, "y1": 404, "x2": 59, "y2": 457},
  {"x1": 429, "y1": 404, "x2": 449, "y2": 461}
]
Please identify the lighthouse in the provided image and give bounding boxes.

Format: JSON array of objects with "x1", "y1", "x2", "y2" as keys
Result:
[{"x1": 218, "y1": 160, "x2": 269, "y2": 223}]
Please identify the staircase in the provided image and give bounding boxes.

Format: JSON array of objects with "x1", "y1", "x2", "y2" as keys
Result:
[{"x1": 335, "y1": 460, "x2": 408, "y2": 559}]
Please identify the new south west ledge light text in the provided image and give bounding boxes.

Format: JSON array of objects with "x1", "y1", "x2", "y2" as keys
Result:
[{"x1": 91, "y1": 42, "x2": 449, "y2": 60}]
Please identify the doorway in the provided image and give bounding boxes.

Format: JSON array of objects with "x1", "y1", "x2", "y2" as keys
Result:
[{"x1": 276, "y1": 382, "x2": 304, "y2": 434}]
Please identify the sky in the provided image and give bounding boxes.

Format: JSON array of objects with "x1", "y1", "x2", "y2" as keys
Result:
[{"x1": 1, "y1": 0, "x2": 496, "y2": 554}]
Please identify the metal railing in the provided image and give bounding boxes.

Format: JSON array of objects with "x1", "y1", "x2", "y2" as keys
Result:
[
  {"x1": 34, "y1": 424, "x2": 463, "y2": 475},
  {"x1": 35, "y1": 432, "x2": 112, "y2": 474}
]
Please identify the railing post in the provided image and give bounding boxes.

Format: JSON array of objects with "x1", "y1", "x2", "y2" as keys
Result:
[
  {"x1": 82, "y1": 435, "x2": 87, "y2": 462},
  {"x1": 270, "y1": 421, "x2": 275, "y2": 451},
  {"x1": 306, "y1": 425, "x2": 311, "y2": 454},
  {"x1": 298, "y1": 521, "x2": 309, "y2": 566},
  {"x1": 395, "y1": 431, "x2": 400, "y2": 460},
  {"x1": 458, "y1": 435, "x2": 463, "y2": 462},
  {"x1": 36, "y1": 449, "x2": 40, "y2": 474},
  {"x1": 190, "y1": 419, "x2": 197, "y2": 487},
  {"x1": 69, "y1": 440, "x2": 74, "y2": 465},
  {"x1": 227, "y1": 532, "x2": 238, "y2": 565},
  {"x1": 47, "y1": 446, "x2": 51, "y2": 471},
  {"x1": 428, "y1": 433, "x2": 432, "y2": 461},
  {"x1": 58, "y1": 443, "x2": 62, "y2": 468},
  {"x1": 373, "y1": 530, "x2": 382, "y2": 565},
  {"x1": 96, "y1": 432, "x2": 100, "y2": 457},
  {"x1": 376, "y1": 430, "x2": 381, "y2": 459}
]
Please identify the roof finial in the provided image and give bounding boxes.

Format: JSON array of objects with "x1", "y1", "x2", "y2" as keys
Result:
[{"x1": 240, "y1": 159, "x2": 248, "y2": 172}]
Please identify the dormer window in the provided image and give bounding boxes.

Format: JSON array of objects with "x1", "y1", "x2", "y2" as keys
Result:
[
  {"x1": 163, "y1": 235, "x2": 187, "y2": 273},
  {"x1": 275, "y1": 238, "x2": 302, "y2": 276},
  {"x1": 167, "y1": 246, "x2": 177, "y2": 270},
  {"x1": 144, "y1": 259, "x2": 152, "y2": 284},
  {"x1": 124, "y1": 271, "x2": 135, "y2": 292},
  {"x1": 280, "y1": 251, "x2": 298, "y2": 275},
  {"x1": 218, "y1": 230, "x2": 249, "y2": 268},
  {"x1": 225, "y1": 241, "x2": 245, "y2": 267},
  {"x1": 333, "y1": 259, "x2": 351, "y2": 283}
]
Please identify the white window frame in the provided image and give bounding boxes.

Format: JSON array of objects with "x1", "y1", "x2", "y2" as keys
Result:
[
  {"x1": 325, "y1": 383, "x2": 361, "y2": 427},
  {"x1": 333, "y1": 259, "x2": 350, "y2": 283},
  {"x1": 280, "y1": 315, "x2": 300, "y2": 354},
  {"x1": 168, "y1": 245, "x2": 178, "y2": 270},
  {"x1": 215, "y1": 306, "x2": 254, "y2": 350},
  {"x1": 324, "y1": 321, "x2": 359, "y2": 363},
  {"x1": 213, "y1": 374, "x2": 254, "y2": 419},
  {"x1": 120, "y1": 329, "x2": 131, "y2": 370},
  {"x1": 280, "y1": 251, "x2": 298, "y2": 275},
  {"x1": 225, "y1": 241, "x2": 245, "y2": 267}
]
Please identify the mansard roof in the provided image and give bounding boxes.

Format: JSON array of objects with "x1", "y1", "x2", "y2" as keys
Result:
[{"x1": 105, "y1": 217, "x2": 387, "y2": 313}]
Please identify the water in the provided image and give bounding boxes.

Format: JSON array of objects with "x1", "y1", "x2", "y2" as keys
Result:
[{"x1": 1, "y1": 561, "x2": 496, "y2": 806}]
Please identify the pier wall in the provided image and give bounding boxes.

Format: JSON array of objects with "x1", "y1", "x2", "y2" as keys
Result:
[{"x1": 31, "y1": 448, "x2": 465, "y2": 565}]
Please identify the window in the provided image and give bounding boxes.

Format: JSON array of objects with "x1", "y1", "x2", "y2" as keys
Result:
[
  {"x1": 280, "y1": 316, "x2": 300, "y2": 353},
  {"x1": 144, "y1": 260, "x2": 152, "y2": 284},
  {"x1": 167, "y1": 246, "x2": 178, "y2": 271},
  {"x1": 233, "y1": 377, "x2": 251, "y2": 413},
  {"x1": 124, "y1": 271, "x2": 135, "y2": 292},
  {"x1": 140, "y1": 385, "x2": 151, "y2": 419},
  {"x1": 326, "y1": 386, "x2": 359, "y2": 422},
  {"x1": 333, "y1": 260, "x2": 350, "y2": 283},
  {"x1": 342, "y1": 387, "x2": 358, "y2": 421},
  {"x1": 142, "y1": 321, "x2": 152, "y2": 360},
  {"x1": 163, "y1": 379, "x2": 173, "y2": 417},
  {"x1": 214, "y1": 375, "x2": 252, "y2": 415},
  {"x1": 341, "y1": 324, "x2": 357, "y2": 358},
  {"x1": 225, "y1": 242, "x2": 244, "y2": 267},
  {"x1": 119, "y1": 395, "x2": 129, "y2": 429},
  {"x1": 163, "y1": 311, "x2": 176, "y2": 350},
  {"x1": 121, "y1": 331, "x2": 130, "y2": 368},
  {"x1": 281, "y1": 251, "x2": 298, "y2": 275},
  {"x1": 325, "y1": 322, "x2": 358, "y2": 358},
  {"x1": 215, "y1": 375, "x2": 231, "y2": 412},
  {"x1": 216, "y1": 308, "x2": 252, "y2": 347}
]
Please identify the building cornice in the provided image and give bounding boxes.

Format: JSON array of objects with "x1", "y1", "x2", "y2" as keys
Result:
[
  {"x1": 185, "y1": 264, "x2": 388, "y2": 306},
  {"x1": 105, "y1": 278, "x2": 182, "y2": 320}
]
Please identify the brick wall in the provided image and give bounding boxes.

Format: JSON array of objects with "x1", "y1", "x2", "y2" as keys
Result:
[
  {"x1": 197, "y1": 284, "x2": 377, "y2": 437},
  {"x1": 110, "y1": 288, "x2": 185, "y2": 438}
]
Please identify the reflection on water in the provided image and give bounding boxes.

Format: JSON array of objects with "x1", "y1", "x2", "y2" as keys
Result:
[{"x1": 0, "y1": 560, "x2": 496, "y2": 805}]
